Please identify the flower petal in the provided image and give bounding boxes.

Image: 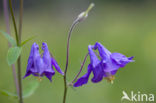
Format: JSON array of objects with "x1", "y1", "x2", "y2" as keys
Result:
[
  {"x1": 32, "y1": 43, "x2": 45, "y2": 75},
  {"x1": 88, "y1": 45, "x2": 100, "y2": 68},
  {"x1": 51, "y1": 57, "x2": 64, "y2": 75},
  {"x1": 42, "y1": 42, "x2": 53, "y2": 72},
  {"x1": 35, "y1": 57, "x2": 45, "y2": 75},
  {"x1": 74, "y1": 64, "x2": 92, "y2": 87},
  {"x1": 44, "y1": 70, "x2": 55, "y2": 82},
  {"x1": 91, "y1": 63, "x2": 104, "y2": 83},
  {"x1": 94, "y1": 42, "x2": 111, "y2": 61},
  {"x1": 23, "y1": 71, "x2": 32, "y2": 78},
  {"x1": 111, "y1": 53, "x2": 134, "y2": 67},
  {"x1": 102, "y1": 60, "x2": 120, "y2": 76},
  {"x1": 111, "y1": 70, "x2": 118, "y2": 75},
  {"x1": 24, "y1": 43, "x2": 36, "y2": 78},
  {"x1": 42, "y1": 42, "x2": 56, "y2": 81}
]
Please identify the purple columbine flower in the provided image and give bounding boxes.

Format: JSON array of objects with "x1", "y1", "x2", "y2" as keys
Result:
[
  {"x1": 74, "y1": 42, "x2": 134, "y2": 87},
  {"x1": 24, "y1": 42, "x2": 64, "y2": 81}
]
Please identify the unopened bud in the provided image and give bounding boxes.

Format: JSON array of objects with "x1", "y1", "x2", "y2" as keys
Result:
[
  {"x1": 77, "y1": 3, "x2": 95, "y2": 22},
  {"x1": 77, "y1": 12, "x2": 88, "y2": 22}
]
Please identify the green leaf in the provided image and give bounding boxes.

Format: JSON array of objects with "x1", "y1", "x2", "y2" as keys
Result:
[
  {"x1": 0, "y1": 31, "x2": 16, "y2": 46},
  {"x1": 21, "y1": 35, "x2": 37, "y2": 46},
  {"x1": 0, "y1": 90, "x2": 18, "y2": 99},
  {"x1": 0, "y1": 81, "x2": 39, "y2": 99},
  {"x1": 23, "y1": 81, "x2": 39, "y2": 98},
  {"x1": 7, "y1": 46, "x2": 22, "y2": 65}
]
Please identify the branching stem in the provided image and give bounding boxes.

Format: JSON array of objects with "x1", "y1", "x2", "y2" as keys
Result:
[
  {"x1": 71, "y1": 53, "x2": 89, "y2": 84},
  {"x1": 3, "y1": 0, "x2": 19, "y2": 96},
  {"x1": 63, "y1": 19, "x2": 79, "y2": 103},
  {"x1": 9, "y1": 0, "x2": 24, "y2": 103}
]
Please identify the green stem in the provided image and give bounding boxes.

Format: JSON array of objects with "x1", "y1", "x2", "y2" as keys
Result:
[
  {"x1": 9, "y1": 0, "x2": 23, "y2": 103},
  {"x1": 3, "y1": 0, "x2": 19, "y2": 96},
  {"x1": 63, "y1": 3, "x2": 94, "y2": 102},
  {"x1": 19, "y1": 0, "x2": 23, "y2": 43},
  {"x1": 17, "y1": 0, "x2": 24, "y2": 103},
  {"x1": 63, "y1": 19, "x2": 79, "y2": 103},
  {"x1": 9, "y1": 0, "x2": 19, "y2": 46},
  {"x1": 17, "y1": 57, "x2": 23, "y2": 103},
  {"x1": 71, "y1": 53, "x2": 89, "y2": 84}
]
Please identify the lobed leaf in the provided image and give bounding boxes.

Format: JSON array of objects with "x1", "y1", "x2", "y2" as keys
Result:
[
  {"x1": 0, "y1": 90, "x2": 18, "y2": 99},
  {"x1": 7, "y1": 46, "x2": 22, "y2": 65},
  {"x1": 0, "y1": 31, "x2": 16, "y2": 46},
  {"x1": 23, "y1": 81, "x2": 39, "y2": 98},
  {"x1": 21, "y1": 35, "x2": 37, "y2": 46}
]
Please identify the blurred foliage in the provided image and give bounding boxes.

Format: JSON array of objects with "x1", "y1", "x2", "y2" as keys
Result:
[{"x1": 0, "y1": 1, "x2": 156, "y2": 103}]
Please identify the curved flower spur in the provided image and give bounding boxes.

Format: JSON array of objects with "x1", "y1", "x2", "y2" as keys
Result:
[
  {"x1": 24, "y1": 42, "x2": 64, "y2": 81},
  {"x1": 74, "y1": 42, "x2": 134, "y2": 87}
]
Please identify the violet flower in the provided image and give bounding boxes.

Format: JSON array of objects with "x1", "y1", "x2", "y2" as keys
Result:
[
  {"x1": 74, "y1": 42, "x2": 134, "y2": 87},
  {"x1": 24, "y1": 42, "x2": 64, "y2": 81}
]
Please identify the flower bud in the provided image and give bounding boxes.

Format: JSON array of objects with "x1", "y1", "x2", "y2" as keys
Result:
[
  {"x1": 77, "y1": 3, "x2": 94, "y2": 22},
  {"x1": 77, "y1": 12, "x2": 88, "y2": 22}
]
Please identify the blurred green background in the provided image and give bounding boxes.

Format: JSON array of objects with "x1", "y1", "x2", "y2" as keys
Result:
[{"x1": 0, "y1": 0, "x2": 156, "y2": 103}]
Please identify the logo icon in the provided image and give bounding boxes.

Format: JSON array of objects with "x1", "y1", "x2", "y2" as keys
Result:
[
  {"x1": 121, "y1": 91, "x2": 131, "y2": 101},
  {"x1": 121, "y1": 91, "x2": 154, "y2": 102}
]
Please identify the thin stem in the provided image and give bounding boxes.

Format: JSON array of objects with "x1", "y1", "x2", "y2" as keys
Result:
[
  {"x1": 17, "y1": 57, "x2": 23, "y2": 103},
  {"x1": 64, "y1": 19, "x2": 79, "y2": 75},
  {"x1": 17, "y1": 0, "x2": 24, "y2": 103},
  {"x1": 3, "y1": 0, "x2": 19, "y2": 96},
  {"x1": 71, "y1": 53, "x2": 89, "y2": 84},
  {"x1": 9, "y1": 0, "x2": 19, "y2": 46},
  {"x1": 63, "y1": 83, "x2": 68, "y2": 103},
  {"x1": 62, "y1": 3, "x2": 94, "y2": 103},
  {"x1": 19, "y1": 0, "x2": 23, "y2": 43},
  {"x1": 9, "y1": 0, "x2": 23, "y2": 103},
  {"x1": 63, "y1": 19, "x2": 79, "y2": 103}
]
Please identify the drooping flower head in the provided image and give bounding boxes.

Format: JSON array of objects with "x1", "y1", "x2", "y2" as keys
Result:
[
  {"x1": 24, "y1": 42, "x2": 64, "y2": 81},
  {"x1": 74, "y1": 42, "x2": 134, "y2": 87}
]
